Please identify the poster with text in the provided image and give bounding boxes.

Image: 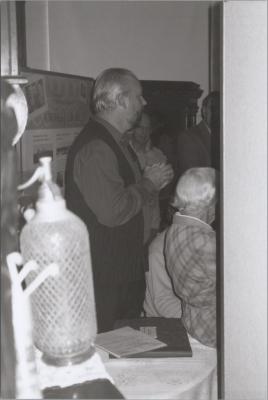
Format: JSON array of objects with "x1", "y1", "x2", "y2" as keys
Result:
[
  {"x1": 19, "y1": 69, "x2": 93, "y2": 206},
  {"x1": 22, "y1": 70, "x2": 93, "y2": 130},
  {"x1": 20, "y1": 127, "x2": 81, "y2": 199}
]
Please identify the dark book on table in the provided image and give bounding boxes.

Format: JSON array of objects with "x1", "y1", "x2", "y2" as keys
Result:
[
  {"x1": 113, "y1": 317, "x2": 192, "y2": 358},
  {"x1": 43, "y1": 379, "x2": 125, "y2": 399}
]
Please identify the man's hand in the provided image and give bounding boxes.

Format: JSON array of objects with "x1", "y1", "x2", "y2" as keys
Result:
[{"x1": 143, "y1": 163, "x2": 174, "y2": 191}]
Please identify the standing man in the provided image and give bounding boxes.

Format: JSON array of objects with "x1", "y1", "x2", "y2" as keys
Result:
[
  {"x1": 176, "y1": 91, "x2": 220, "y2": 178},
  {"x1": 65, "y1": 68, "x2": 173, "y2": 332}
]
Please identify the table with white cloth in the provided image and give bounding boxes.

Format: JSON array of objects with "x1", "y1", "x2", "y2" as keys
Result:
[
  {"x1": 104, "y1": 336, "x2": 218, "y2": 400},
  {"x1": 36, "y1": 336, "x2": 217, "y2": 400}
]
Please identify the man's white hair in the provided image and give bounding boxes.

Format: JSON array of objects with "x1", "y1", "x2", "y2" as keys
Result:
[
  {"x1": 173, "y1": 167, "x2": 217, "y2": 212},
  {"x1": 91, "y1": 68, "x2": 138, "y2": 114}
]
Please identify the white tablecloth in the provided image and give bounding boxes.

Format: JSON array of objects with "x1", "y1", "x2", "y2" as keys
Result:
[
  {"x1": 35, "y1": 350, "x2": 114, "y2": 391},
  {"x1": 104, "y1": 336, "x2": 217, "y2": 400},
  {"x1": 35, "y1": 336, "x2": 217, "y2": 400}
]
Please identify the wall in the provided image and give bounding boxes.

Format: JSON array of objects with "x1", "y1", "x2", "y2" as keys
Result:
[
  {"x1": 25, "y1": 1, "x2": 50, "y2": 70},
  {"x1": 223, "y1": 2, "x2": 267, "y2": 399},
  {"x1": 25, "y1": 1, "x2": 211, "y2": 106}
]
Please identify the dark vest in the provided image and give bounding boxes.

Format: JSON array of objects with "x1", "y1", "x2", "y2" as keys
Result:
[{"x1": 65, "y1": 118, "x2": 144, "y2": 285}]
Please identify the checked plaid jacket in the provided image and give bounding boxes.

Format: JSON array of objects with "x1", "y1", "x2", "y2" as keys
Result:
[{"x1": 165, "y1": 213, "x2": 216, "y2": 348}]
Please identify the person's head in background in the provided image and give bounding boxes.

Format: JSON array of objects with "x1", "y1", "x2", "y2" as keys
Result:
[
  {"x1": 201, "y1": 91, "x2": 220, "y2": 130},
  {"x1": 91, "y1": 68, "x2": 147, "y2": 134},
  {"x1": 172, "y1": 167, "x2": 217, "y2": 226},
  {"x1": 130, "y1": 112, "x2": 152, "y2": 151}
]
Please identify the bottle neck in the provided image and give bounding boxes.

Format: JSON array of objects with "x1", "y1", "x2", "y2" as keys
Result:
[{"x1": 34, "y1": 198, "x2": 70, "y2": 222}]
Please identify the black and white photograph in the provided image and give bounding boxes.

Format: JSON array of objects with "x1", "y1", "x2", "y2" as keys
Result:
[{"x1": 1, "y1": 1, "x2": 267, "y2": 400}]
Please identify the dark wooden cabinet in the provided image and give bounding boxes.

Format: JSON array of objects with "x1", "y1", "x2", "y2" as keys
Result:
[{"x1": 141, "y1": 80, "x2": 203, "y2": 134}]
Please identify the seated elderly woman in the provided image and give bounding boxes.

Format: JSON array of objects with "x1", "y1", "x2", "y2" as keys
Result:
[{"x1": 165, "y1": 167, "x2": 217, "y2": 348}]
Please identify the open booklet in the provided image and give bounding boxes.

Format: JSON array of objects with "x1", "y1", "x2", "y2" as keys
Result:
[
  {"x1": 95, "y1": 326, "x2": 166, "y2": 358},
  {"x1": 114, "y1": 318, "x2": 193, "y2": 358}
]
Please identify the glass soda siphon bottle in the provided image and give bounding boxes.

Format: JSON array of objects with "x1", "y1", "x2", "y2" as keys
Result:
[{"x1": 19, "y1": 157, "x2": 97, "y2": 366}]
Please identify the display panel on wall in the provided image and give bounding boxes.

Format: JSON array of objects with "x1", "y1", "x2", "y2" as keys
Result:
[{"x1": 18, "y1": 68, "x2": 93, "y2": 204}]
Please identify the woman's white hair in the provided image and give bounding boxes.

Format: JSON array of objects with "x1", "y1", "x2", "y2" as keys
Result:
[
  {"x1": 91, "y1": 68, "x2": 138, "y2": 114},
  {"x1": 172, "y1": 167, "x2": 217, "y2": 212}
]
